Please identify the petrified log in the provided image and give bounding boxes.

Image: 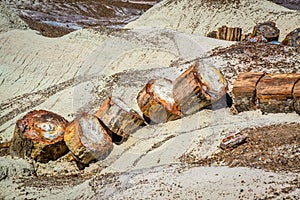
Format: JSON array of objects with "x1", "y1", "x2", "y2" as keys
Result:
[
  {"x1": 220, "y1": 130, "x2": 247, "y2": 150},
  {"x1": 137, "y1": 78, "x2": 182, "y2": 124},
  {"x1": 232, "y1": 72, "x2": 265, "y2": 112},
  {"x1": 64, "y1": 113, "x2": 113, "y2": 165},
  {"x1": 252, "y1": 21, "x2": 280, "y2": 42},
  {"x1": 293, "y1": 80, "x2": 300, "y2": 114},
  {"x1": 282, "y1": 28, "x2": 300, "y2": 47},
  {"x1": 173, "y1": 60, "x2": 227, "y2": 115},
  {"x1": 256, "y1": 74, "x2": 300, "y2": 113},
  {"x1": 9, "y1": 110, "x2": 69, "y2": 163},
  {"x1": 207, "y1": 26, "x2": 242, "y2": 41},
  {"x1": 96, "y1": 96, "x2": 145, "y2": 143}
]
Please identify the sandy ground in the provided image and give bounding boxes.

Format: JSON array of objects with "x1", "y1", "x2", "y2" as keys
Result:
[{"x1": 0, "y1": 0, "x2": 300, "y2": 199}]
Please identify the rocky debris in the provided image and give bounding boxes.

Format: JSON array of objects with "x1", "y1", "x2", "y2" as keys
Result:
[
  {"x1": 282, "y1": 28, "x2": 300, "y2": 47},
  {"x1": 137, "y1": 78, "x2": 182, "y2": 124},
  {"x1": 220, "y1": 130, "x2": 248, "y2": 150},
  {"x1": 256, "y1": 74, "x2": 300, "y2": 113},
  {"x1": 232, "y1": 72, "x2": 265, "y2": 112},
  {"x1": 96, "y1": 96, "x2": 145, "y2": 144},
  {"x1": 173, "y1": 60, "x2": 227, "y2": 115},
  {"x1": 9, "y1": 110, "x2": 69, "y2": 163},
  {"x1": 207, "y1": 25, "x2": 243, "y2": 41},
  {"x1": 293, "y1": 80, "x2": 300, "y2": 114},
  {"x1": 64, "y1": 113, "x2": 113, "y2": 165},
  {"x1": 252, "y1": 21, "x2": 280, "y2": 42}
]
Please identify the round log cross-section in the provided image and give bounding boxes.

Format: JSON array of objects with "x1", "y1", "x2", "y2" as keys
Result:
[
  {"x1": 137, "y1": 78, "x2": 182, "y2": 124},
  {"x1": 64, "y1": 113, "x2": 113, "y2": 165},
  {"x1": 173, "y1": 60, "x2": 227, "y2": 115},
  {"x1": 252, "y1": 21, "x2": 280, "y2": 42},
  {"x1": 9, "y1": 110, "x2": 69, "y2": 163},
  {"x1": 96, "y1": 96, "x2": 145, "y2": 144}
]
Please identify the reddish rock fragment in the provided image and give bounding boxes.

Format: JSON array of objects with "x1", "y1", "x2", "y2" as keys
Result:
[
  {"x1": 9, "y1": 110, "x2": 69, "y2": 163},
  {"x1": 220, "y1": 130, "x2": 247, "y2": 150},
  {"x1": 64, "y1": 113, "x2": 113, "y2": 165},
  {"x1": 256, "y1": 74, "x2": 300, "y2": 113},
  {"x1": 137, "y1": 78, "x2": 182, "y2": 124},
  {"x1": 96, "y1": 96, "x2": 145, "y2": 143},
  {"x1": 232, "y1": 72, "x2": 265, "y2": 112}
]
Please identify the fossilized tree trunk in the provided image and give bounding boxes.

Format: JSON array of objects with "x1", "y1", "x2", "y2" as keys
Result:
[
  {"x1": 173, "y1": 60, "x2": 227, "y2": 115},
  {"x1": 64, "y1": 113, "x2": 113, "y2": 165},
  {"x1": 232, "y1": 72, "x2": 265, "y2": 112},
  {"x1": 9, "y1": 110, "x2": 69, "y2": 163},
  {"x1": 256, "y1": 74, "x2": 300, "y2": 113},
  {"x1": 96, "y1": 96, "x2": 145, "y2": 143},
  {"x1": 252, "y1": 21, "x2": 280, "y2": 42},
  {"x1": 282, "y1": 28, "x2": 300, "y2": 47},
  {"x1": 137, "y1": 78, "x2": 182, "y2": 124}
]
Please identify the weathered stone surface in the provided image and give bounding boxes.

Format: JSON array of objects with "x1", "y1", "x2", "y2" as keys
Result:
[
  {"x1": 207, "y1": 26, "x2": 242, "y2": 41},
  {"x1": 256, "y1": 74, "x2": 300, "y2": 113},
  {"x1": 282, "y1": 28, "x2": 300, "y2": 47},
  {"x1": 232, "y1": 72, "x2": 265, "y2": 112},
  {"x1": 64, "y1": 113, "x2": 113, "y2": 165},
  {"x1": 252, "y1": 21, "x2": 280, "y2": 42},
  {"x1": 96, "y1": 96, "x2": 145, "y2": 143},
  {"x1": 220, "y1": 130, "x2": 247, "y2": 150},
  {"x1": 173, "y1": 60, "x2": 227, "y2": 115},
  {"x1": 293, "y1": 80, "x2": 300, "y2": 114},
  {"x1": 9, "y1": 110, "x2": 69, "y2": 163},
  {"x1": 137, "y1": 78, "x2": 182, "y2": 124}
]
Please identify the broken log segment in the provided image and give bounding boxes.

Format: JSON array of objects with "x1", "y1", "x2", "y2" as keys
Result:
[
  {"x1": 137, "y1": 78, "x2": 182, "y2": 124},
  {"x1": 9, "y1": 110, "x2": 69, "y2": 163},
  {"x1": 252, "y1": 21, "x2": 280, "y2": 42},
  {"x1": 173, "y1": 60, "x2": 227, "y2": 115},
  {"x1": 220, "y1": 130, "x2": 247, "y2": 150},
  {"x1": 64, "y1": 113, "x2": 113, "y2": 165},
  {"x1": 232, "y1": 72, "x2": 265, "y2": 112},
  {"x1": 207, "y1": 26, "x2": 242, "y2": 41},
  {"x1": 293, "y1": 80, "x2": 300, "y2": 114},
  {"x1": 96, "y1": 96, "x2": 145, "y2": 143},
  {"x1": 282, "y1": 28, "x2": 300, "y2": 47},
  {"x1": 256, "y1": 74, "x2": 300, "y2": 113}
]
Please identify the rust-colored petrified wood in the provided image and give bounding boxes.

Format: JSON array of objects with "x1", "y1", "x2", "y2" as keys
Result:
[
  {"x1": 9, "y1": 110, "x2": 69, "y2": 163},
  {"x1": 137, "y1": 78, "x2": 182, "y2": 124},
  {"x1": 173, "y1": 60, "x2": 227, "y2": 115},
  {"x1": 220, "y1": 130, "x2": 248, "y2": 150},
  {"x1": 232, "y1": 72, "x2": 265, "y2": 112},
  {"x1": 207, "y1": 26, "x2": 242, "y2": 41},
  {"x1": 256, "y1": 74, "x2": 300, "y2": 113},
  {"x1": 293, "y1": 80, "x2": 300, "y2": 114},
  {"x1": 64, "y1": 113, "x2": 113, "y2": 165},
  {"x1": 96, "y1": 96, "x2": 145, "y2": 143},
  {"x1": 252, "y1": 21, "x2": 280, "y2": 42},
  {"x1": 282, "y1": 28, "x2": 300, "y2": 47}
]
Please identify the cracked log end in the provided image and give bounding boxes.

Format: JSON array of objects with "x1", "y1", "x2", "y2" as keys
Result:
[
  {"x1": 64, "y1": 113, "x2": 113, "y2": 165},
  {"x1": 9, "y1": 110, "x2": 69, "y2": 163},
  {"x1": 282, "y1": 28, "x2": 300, "y2": 47},
  {"x1": 232, "y1": 72, "x2": 265, "y2": 112},
  {"x1": 293, "y1": 80, "x2": 300, "y2": 114},
  {"x1": 96, "y1": 96, "x2": 145, "y2": 144},
  {"x1": 137, "y1": 78, "x2": 182, "y2": 124},
  {"x1": 256, "y1": 74, "x2": 300, "y2": 113},
  {"x1": 173, "y1": 60, "x2": 227, "y2": 115},
  {"x1": 252, "y1": 21, "x2": 280, "y2": 42}
]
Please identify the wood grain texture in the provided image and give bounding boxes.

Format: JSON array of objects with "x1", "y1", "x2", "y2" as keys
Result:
[{"x1": 9, "y1": 110, "x2": 69, "y2": 163}]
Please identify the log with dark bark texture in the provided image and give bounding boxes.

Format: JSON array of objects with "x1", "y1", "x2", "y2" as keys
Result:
[
  {"x1": 282, "y1": 28, "x2": 300, "y2": 47},
  {"x1": 9, "y1": 110, "x2": 69, "y2": 163},
  {"x1": 252, "y1": 21, "x2": 280, "y2": 42},
  {"x1": 207, "y1": 26, "x2": 242, "y2": 41},
  {"x1": 137, "y1": 78, "x2": 182, "y2": 124},
  {"x1": 256, "y1": 74, "x2": 300, "y2": 113},
  {"x1": 173, "y1": 60, "x2": 227, "y2": 115},
  {"x1": 293, "y1": 80, "x2": 300, "y2": 114},
  {"x1": 96, "y1": 96, "x2": 145, "y2": 143},
  {"x1": 232, "y1": 72, "x2": 265, "y2": 112},
  {"x1": 64, "y1": 113, "x2": 113, "y2": 165}
]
